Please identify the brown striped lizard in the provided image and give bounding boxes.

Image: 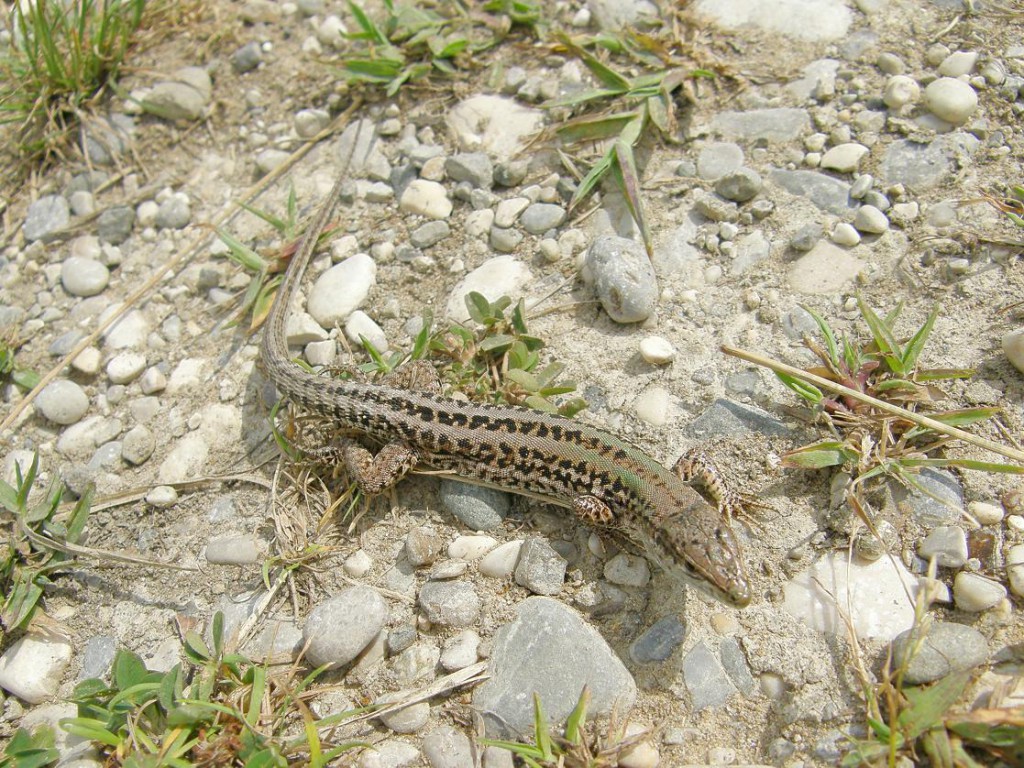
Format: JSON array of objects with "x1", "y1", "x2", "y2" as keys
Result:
[{"x1": 259, "y1": 124, "x2": 752, "y2": 607}]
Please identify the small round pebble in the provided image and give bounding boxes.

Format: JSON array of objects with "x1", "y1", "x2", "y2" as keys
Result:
[
  {"x1": 448, "y1": 534, "x2": 498, "y2": 560},
  {"x1": 854, "y1": 205, "x2": 890, "y2": 234},
  {"x1": 36, "y1": 380, "x2": 89, "y2": 425},
  {"x1": 1007, "y1": 544, "x2": 1024, "y2": 597},
  {"x1": 639, "y1": 336, "x2": 676, "y2": 365},
  {"x1": 440, "y1": 629, "x2": 480, "y2": 671},
  {"x1": 831, "y1": 222, "x2": 861, "y2": 247},
  {"x1": 969, "y1": 501, "x2": 1004, "y2": 526},
  {"x1": 145, "y1": 485, "x2": 178, "y2": 508},
  {"x1": 344, "y1": 549, "x2": 372, "y2": 577},
  {"x1": 883, "y1": 75, "x2": 920, "y2": 108},
  {"x1": 378, "y1": 698, "x2": 431, "y2": 734},
  {"x1": 520, "y1": 203, "x2": 566, "y2": 235},
  {"x1": 953, "y1": 572, "x2": 1006, "y2": 612},
  {"x1": 713, "y1": 168, "x2": 762, "y2": 202},
  {"x1": 399, "y1": 180, "x2": 453, "y2": 220},
  {"x1": 820, "y1": 143, "x2": 869, "y2": 173},
  {"x1": 891, "y1": 621, "x2": 988, "y2": 684},
  {"x1": 923, "y1": 77, "x2": 979, "y2": 125},
  {"x1": 937, "y1": 50, "x2": 978, "y2": 77},
  {"x1": 61, "y1": 257, "x2": 110, "y2": 297},
  {"x1": 604, "y1": 553, "x2": 651, "y2": 587},
  {"x1": 418, "y1": 580, "x2": 480, "y2": 627},
  {"x1": 106, "y1": 351, "x2": 147, "y2": 384},
  {"x1": 618, "y1": 723, "x2": 660, "y2": 768},
  {"x1": 405, "y1": 527, "x2": 444, "y2": 567}
]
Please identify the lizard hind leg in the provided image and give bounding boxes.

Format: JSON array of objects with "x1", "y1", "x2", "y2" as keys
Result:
[{"x1": 341, "y1": 438, "x2": 419, "y2": 496}]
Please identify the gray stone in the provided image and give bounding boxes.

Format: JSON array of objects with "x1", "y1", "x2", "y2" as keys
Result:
[
  {"x1": 892, "y1": 469, "x2": 963, "y2": 527},
  {"x1": 682, "y1": 641, "x2": 737, "y2": 711},
  {"x1": 445, "y1": 153, "x2": 493, "y2": 189},
  {"x1": 80, "y1": 635, "x2": 117, "y2": 679},
  {"x1": 584, "y1": 235, "x2": 658, "y2": 323},
  {"x1": 97, "y1": 206, "x2": 135, "y2": 244},
  {"x1": 791, "y1": 223, "x2": 823, "y2": 251},
  {"x1": 918, "y1": 526, "x2": 968, "y2": 568},
  {"x1": 520, "y1": 203, "x2": 567, "y2": 235},
  {"x1": 440, "y1": 629, "x2": 480, "y2": 671},
  {"x1": 205, "y1": 535, "x2": 266, "y2": 565},
  {"x1": 710, "y1": 108, "x2": 811, "y2": 142},
  {"x1": 489, "y1": 225, "x2": 524, "y2": 253},
  {"x1": 410, "y1": 220, "x2": 451, "y2": 248},
  {"x1": 684, "y1": 398, "x2": 792, "y2": 440},
  {"x1": 474, "y1": 597, "x2": 636, "y2": 737},
  {"x1": 697, "y1": 142, "x2": 744, "y2": 180},
  {"x1": 719, "y1": 637, "x2": 756, "y2": 694},
  {"x1": 387, "y1": 625, "x2": 417, "y2": 655},
  {"x1": 23, "y1": 195, "x2": 70, "y2": 242},
  {"x1": 231, "y1": 41, "x2": 262, "y2": 73},
  {"x1": 891, "y1": 621, "x2": 988, "y2": 685},
  {"x1": 881, "y1": 135, "x2": 979, "y2": 190},
  {"x1": 854, "y1": 204, "x2": 890, "y2": 234},
  {"x1": 155, "y1": 196, "x2": 191, "y2": 229},
  {"x1": 714, "y1": 168, "x2": 762, "y2": 202},
  {"x1": 494, "y1": 160, "x2": 528, "y2": 187},
  {"x1": 768, "y1": 169, "x2": 855, "y2": 215},
  {"x1": 439, "y1": 480, "x2": 509, "y2": 531},
  {"x1": 378, "y1": 697, "x2": 430, "y2": 734},
  {"x1": 693, "y1": 193, "x2": 739, "y2": 222},
  {"x1": 144, "y1": 81, "x2": 207, "y2": 121},
  {"x1": 302, "y1": 586, "x2": 389, "y2": 667},
  {"x1": 629, "y1": 615, "x2": 686, "y2": 663},
  {"x1": 418, "y1": 581, "x2": 480, "y2": 627},
  {"x1": 513, "y1": 538, "x2": 567, "y2": 595},
  {"x1": 422, "y1": 725, "x2": 474, "y2": 768}
]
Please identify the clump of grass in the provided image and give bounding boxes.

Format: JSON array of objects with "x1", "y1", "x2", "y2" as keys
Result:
[
  {"x1": 340, "y1": 0, "x2": 541, "y2": 96},
  {"x1": 0, "y1": 328, "x2": 41, "y2": 392},
  {"x1": 357, "y1": 291, "x2": 586, "y2": 417},
  {"x1": 63, "y1": 612, "x2": 366, "y2": 767},
  {"x1": 0, "y1": 0, "x2": 146, "y2": 160},
  {"x1": 760, "y1": 297, "x2": 1021, "y2": 499},
  {"x1": 0, "y1": 453, "x2": 92, "y2": 642},
  {"x1": 482, "y1": 686, "x2": 647, "y2": 768}
]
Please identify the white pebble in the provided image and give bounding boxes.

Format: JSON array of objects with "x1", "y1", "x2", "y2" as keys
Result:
[
  {"x1": 633, "y1": 387, "x2": 670, "y2": 426},
  {"x1": 1007, "y1": 544, "x2": 1024, "y2": 597},
  {"x1": 937, "y1": 51, "x2": 979, "y2": 77},
  {"x1": 639, "y1": 336, "x2": 676, "y2": 365},
  {"x1": 820, "y1": 143, "x2": 869, "y2": 173},
  {"x1": 36, "y1": 380, "x2": 89, "y2": 424},
  {"x1": 61, "y1": 257, "x2": 109, "y2": 297},
  {"x1": 106, "y1": 351, "x2": 147, "y2": 384},
  {"x1": 71, "y1": 347, "x2": 101, "y2": 376},
  {"x1": 139, "y1": 366, "x2": 167, "y2": 394},
  {"x1": 1002, "y1": 329, "x2": 1024, "y2": 374},
  {"x1": 399, "y1": 179, "x2": 452, "y2": 220},
  {"x1": 604, "y1": 553, "x2": 651, "y2": 587},
  {"x1": 953, "y1": 572, "x2": 1006, "y2": 612},
  {"x1": 968, "y1": 500, "x2": 1004, "y2": 526},
  {"x1": 307, "y1": 254, "x2": 377, "y2": 328},
  {"x1": 447, "y1": 534, "x2": 498, "y2": 561},
  {"x1": 0, "y1": 633, "x2": 73, "y2": 704},
  {"x1": 831, "y1": 222, "x2": 861, "y2": 247},
  {"x1": 344, "y1": 549, "x2": 373, "y2": 578},
  {"x1": 316, "y1": 14, "x2": 347, "y2": 48},
  {"x1": 344, "y1": 310, "x2": 388, "y2": 354},
  {"x1": 923, "y1": 77, "x2": 978, "y2": 125},
  {"x1": 853, "y1": 205, "x2": 890, "y2": 234},
  {"x1": 479, "y1": 540, "x2": 523, "y2": 577},
  {"x1": 618, "y1": 724, "x2": 659, "y2": 768},
  {"x1": 145, "y1": 485, "x2": 179, "y2": 508},
  {"x1": 883, "y1": 75, "x2": 921, "y2": 108}
]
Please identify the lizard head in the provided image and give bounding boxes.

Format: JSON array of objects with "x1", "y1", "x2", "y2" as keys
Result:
[{"x1": 636, "y1": 497, "x2": 752, "y2": 608}]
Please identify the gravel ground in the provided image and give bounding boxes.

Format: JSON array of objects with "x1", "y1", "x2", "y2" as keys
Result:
[{"x1": 2, "y1": 0, "x2": 1024, "y2": 766}]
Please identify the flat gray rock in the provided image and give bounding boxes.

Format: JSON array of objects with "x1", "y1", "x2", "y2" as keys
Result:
[
  {"x1": 768, "y1": 169, "x2": 856, "y2": 215},
  {"x1": 891, "y1": 621, "x2": 988, "y2": 685},
  {"x1": 881, "y1": 135, "x2": 979, "y2": 190},
  {"x1": 473, "y1": 597, "x2": 636, "y2": 737},
  {"x1": 694, "y1": 0, "x2": 851, "y2": 41},
  {"x1": 710, "y1": 108, "x2": 810, "y2": 143}
]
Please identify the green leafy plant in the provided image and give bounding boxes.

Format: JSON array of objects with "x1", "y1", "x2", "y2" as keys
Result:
[
  {"x1": 0, "y1": 725, "x2": 59, "y2": 768},
  {"x1": 216, "y1": 185, "x2": 344, "y2": 332},
  {"x1": 0, "y1": 453, "x2": 91, "y2": 638},
  {"x1": 63, "y1": 612, "x2": 366, "y2": 767},
  {"x1": 481, "y1": 686, "x2": 645, "y2": 768},
  {"x1": 0, "y1": 0, "x2": 147, "y2": 160},
  {"x1": 547, "y1": 32, "x2": 718, "y2": 257},
  {"x1": 340, "y1": 0, "x2": 541, "y2": 96},
  {"x1": 0, "y1": 329, "x2": 41, "y2": 391},
  {"x1": 353, "y1": 292, "x2": 585, "y2": 416},
  {"x1": 775, "y1": 297, "x2": 1018, "y2": 491}
]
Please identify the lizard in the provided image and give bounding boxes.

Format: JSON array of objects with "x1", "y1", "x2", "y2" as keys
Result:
[{"x1": 259, "y1": 124, "x2": 753, "y2": 608}]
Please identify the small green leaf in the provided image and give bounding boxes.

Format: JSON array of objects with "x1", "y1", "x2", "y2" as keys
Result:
[
  {"x1": 112, "y1": 649, "x2": 150, "y2": 691},
  {"x1": 782, "y1": 441, "x2": 856, "y2": 469},
  {"x1": 465, "y1": 292, "x2": 492, "y2": 325},
  {"x1": 899, "y1": 671, "x2": 971, "y2": 740},
  {"x1": 776, "y1": 372, "x2": 823, "y2": 404},
  {"x1": 901, "y1": 304, "x2": 939, "y2": 371},
  {"x1": 506, "y1": 368, "x2": 539, "y2": 392},
  {"x1": 564, "y1": 686, "x2": 589, "y2": 744},
  {"x1": 479, "y1": 334, "x2": 515, "y2": 354},
  {"x1": 524, "y1": 395, "x2": 559, "y2": 413}
]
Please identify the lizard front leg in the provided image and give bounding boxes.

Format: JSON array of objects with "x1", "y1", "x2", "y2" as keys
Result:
[{"x1": 341, "y1": 438, "x2": 419, "y2": 495}]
